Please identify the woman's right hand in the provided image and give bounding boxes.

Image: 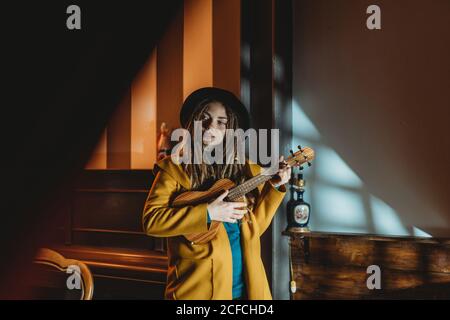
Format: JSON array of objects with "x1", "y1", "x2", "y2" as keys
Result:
[{"x1": 207, "y1": 190, "x2": 247, "y2": 223}]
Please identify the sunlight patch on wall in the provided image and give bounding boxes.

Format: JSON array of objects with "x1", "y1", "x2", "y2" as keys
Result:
[
  {"x1": 412, "y1": 226, "x2": 432, "y2": 238},
  {"x1": 315, "y1": 145, "x2": 363, "y2": 189},
  {"x1": 292, "y1": 100, "x2": 320, "y2": 140},
  {"x1": 370, "y1": 195, "x2": 410, "y2": 236},
  {"x1": 291, "y1": 99, "x2": 411, "y2": 236},
  {"x1": 312, "y1": 183, "x2": 368, "y2": 233}
]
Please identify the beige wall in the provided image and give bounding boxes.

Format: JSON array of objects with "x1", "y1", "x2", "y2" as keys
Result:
[{"x1": 292, "y1": 0, "x2": 450, "y2": 237}]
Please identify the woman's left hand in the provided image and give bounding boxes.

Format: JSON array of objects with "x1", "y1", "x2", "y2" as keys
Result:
[{"x1": 270, "y1": 156, "x2": 291, "y2": 188}]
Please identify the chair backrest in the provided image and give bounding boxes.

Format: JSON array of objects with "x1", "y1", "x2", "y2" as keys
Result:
[{"x1": 33, "y1": 248, "x2": 94, "y2": 300}]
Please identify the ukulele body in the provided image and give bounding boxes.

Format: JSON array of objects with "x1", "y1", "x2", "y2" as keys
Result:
[{"x1": 172, "y1": 178, "x2": 245, "y2": 244}]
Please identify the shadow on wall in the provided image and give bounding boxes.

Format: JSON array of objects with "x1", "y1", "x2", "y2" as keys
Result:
[{"x1": 292, "y1": 100, "x2": 444, "y2": 238}]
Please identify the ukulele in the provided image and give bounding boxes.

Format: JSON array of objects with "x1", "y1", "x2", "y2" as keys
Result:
[{"x1": 172, "y1": 146, "x2": 315, "y2": 244}]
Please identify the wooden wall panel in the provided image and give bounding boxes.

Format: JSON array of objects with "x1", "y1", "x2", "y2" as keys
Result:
[
  {"x1": 157, "y1": 5, "x2": 184, "y2": 131},
  {"x1": 183, "y1": 0, "x2": 213, "y2": 98},
  {"x1": 47, "y1": 169, "x2": 167, "y2": 299},
  {"x1": 107, "y1": 90, "x2": 132, "y2": 169},
  {"x1": 213, "y1": 0, "x2": 241, "y2": 96}
]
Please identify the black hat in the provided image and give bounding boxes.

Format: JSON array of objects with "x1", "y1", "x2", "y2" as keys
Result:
[{"x1": 179, "y1": 87, "x2": 250, "y2": 130}]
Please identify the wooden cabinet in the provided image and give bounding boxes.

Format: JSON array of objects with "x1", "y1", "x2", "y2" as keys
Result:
[{"x1": 283, "y1": 231, "x2": 450, "y2": 299}]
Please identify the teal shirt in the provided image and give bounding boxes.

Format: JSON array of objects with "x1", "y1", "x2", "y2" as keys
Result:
[{"x1": 207, "y1": 211, "x2": 245, "y2": 299}]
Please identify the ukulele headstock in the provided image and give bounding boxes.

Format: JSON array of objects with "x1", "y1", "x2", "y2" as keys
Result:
[{"x1": 286, "y1": 145, "x2": 315, "y2": 169}]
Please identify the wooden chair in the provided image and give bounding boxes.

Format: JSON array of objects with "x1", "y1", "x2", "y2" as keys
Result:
[{"x1": 32, "y1": 248, "x2": 94, "y2": 300}]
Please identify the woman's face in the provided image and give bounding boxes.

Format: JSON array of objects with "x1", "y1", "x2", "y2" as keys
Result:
[{"x1": 200, "y1": 102, "x2": 228, "y2": 147}]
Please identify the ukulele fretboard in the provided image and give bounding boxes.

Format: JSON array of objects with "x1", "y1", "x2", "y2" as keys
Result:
[{"x1": 227, "y1": 172, "x2": 273, "y2": 200}]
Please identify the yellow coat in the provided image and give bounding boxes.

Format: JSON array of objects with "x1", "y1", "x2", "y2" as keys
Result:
[{"x1": 142, "y1": 157, "x2": 286, "y2": 300}]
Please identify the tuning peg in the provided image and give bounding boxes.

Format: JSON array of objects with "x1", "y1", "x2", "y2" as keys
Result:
[
  {"x1": 307, "y1": 162, "x2": 312, "y2": 167},
  {"x1": 289, "y1": 149, "x2": 294, "y2": 155},
  {"x1": 299, "y1": 166, "x2": 304, "y2": 170},
  {"x1": 297, "y1": 145, "x2": 302, "y2": 150}
]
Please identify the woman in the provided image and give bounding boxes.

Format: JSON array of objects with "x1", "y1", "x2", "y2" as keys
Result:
[{"x1": 142, "y1": 87, "x2": 290, "y2": 300}]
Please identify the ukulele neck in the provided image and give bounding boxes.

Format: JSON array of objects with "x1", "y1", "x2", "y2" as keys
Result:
[
  {"x1": 225, "y1": 147, "x2": 314, "y2": 200},
  {"x1": 227, "y1": 172, "x2": 274, "y2": 200}
]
